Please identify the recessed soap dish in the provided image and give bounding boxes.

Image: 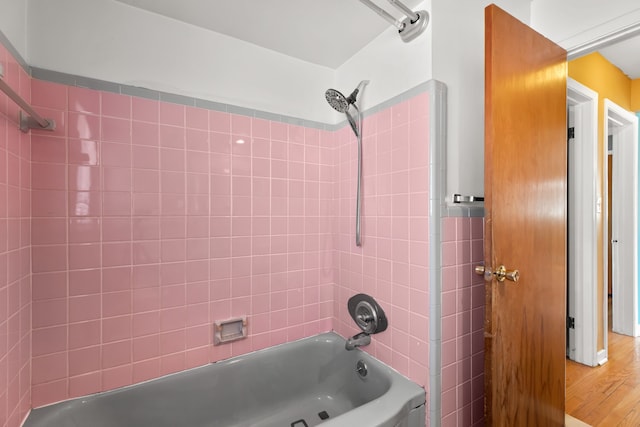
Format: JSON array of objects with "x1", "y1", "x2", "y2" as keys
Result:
[{"x1": 213, "y1": 317, "x2": 247, "y2": 345}]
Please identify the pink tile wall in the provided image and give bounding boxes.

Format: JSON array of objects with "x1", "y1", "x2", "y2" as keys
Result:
[
  {"x1": 29, "y1": 81, "x2": 334, "y2": 407},
  {"x1": 0, "y1": 44, "x2": 32, "y2": 427},
  {"x1": 332, "y1": 93, "x2": 430, "y2": 389},
  {"x1": 441, "y1": 217, "x2": 485, "y2": 426}
]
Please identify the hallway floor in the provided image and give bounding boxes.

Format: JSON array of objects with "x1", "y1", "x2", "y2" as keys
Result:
[{"x1": 566, "y1": 299, "x2": 640, "y2": 426}]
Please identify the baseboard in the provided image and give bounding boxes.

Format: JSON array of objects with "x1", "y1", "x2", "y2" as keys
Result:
[{"x1": 596, "y1": 349, "x2": 608, "y2": 366}]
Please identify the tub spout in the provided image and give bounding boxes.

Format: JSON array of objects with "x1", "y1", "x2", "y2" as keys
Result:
[{"x1": 345, "y1": 332, "x2": 371, "y2": 351}]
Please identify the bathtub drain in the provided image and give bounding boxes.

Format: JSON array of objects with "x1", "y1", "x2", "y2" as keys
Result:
[{"x1": 318, "y1": 410, "x2": 330, "y2": 420}]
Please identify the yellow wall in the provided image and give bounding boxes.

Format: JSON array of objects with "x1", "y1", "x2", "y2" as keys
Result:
[
  {"x1": 568, "y1": 52, "x2": 632, "y2": 351},
  {"x1": 569, "y1": 52, "x2": 631, "y2": 110},
  {"x1": 632, "y1": 79, "x2": 640, "y2": 112}
]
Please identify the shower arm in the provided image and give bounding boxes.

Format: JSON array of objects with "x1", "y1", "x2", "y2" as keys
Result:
[
  {"x1": 358, "y1": 0, "x2": 429, "y2": 43},
  {"x1": 358, "y1": 0, "x2": 405, "y2": 31},
  {"x1": 386, "y1": 0, "x2": 419, "y2": 23}
]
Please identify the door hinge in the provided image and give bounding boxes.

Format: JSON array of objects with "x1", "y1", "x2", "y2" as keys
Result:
[
  {"x1": 567, "y1": 316, "x2": 575, "y2": 329},
  {"x1": 568, "y1": 127, "x2": 575, "y2": 140}
]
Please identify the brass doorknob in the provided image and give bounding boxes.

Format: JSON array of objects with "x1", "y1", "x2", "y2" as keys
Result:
[{"x1": 475, "y1": 264, "x2": 519, "y2": 283}]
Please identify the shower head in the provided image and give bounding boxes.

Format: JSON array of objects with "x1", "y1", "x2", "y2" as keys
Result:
[
  {"x1": 324, "y1": 80, "x2": 370, "y2": 113},
  {"x1": 325, "y1": 88, "x2": 350, "y2": 113}
]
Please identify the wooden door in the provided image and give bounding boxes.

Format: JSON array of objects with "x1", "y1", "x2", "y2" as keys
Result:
[{"x1": 484, "y1": 5, "x2": 567, "y2": 425}]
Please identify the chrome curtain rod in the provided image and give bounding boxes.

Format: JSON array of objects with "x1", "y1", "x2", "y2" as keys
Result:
[
  {"x1": 0, "y1": 65, "x2": 55, "y2": 133},
  {"x1": 358, "y1": 0, "x2": 429, "y2": 43}
]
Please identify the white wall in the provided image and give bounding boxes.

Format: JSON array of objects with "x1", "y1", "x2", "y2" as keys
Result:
[
  {"x1": 27, "y1": 0, "x2": 335, "y2": 123},
  {"x1": 335, "y1": 1, "x2": 432, "y2": 121},
  {"x1": 26, "y1": 0, "x2": 434, "y2": 126},
  {"x1": 0, "y1": 0, "x2": 27, "y2": 58},
  {"x1": 13, "y1": 0, "x2": 640, "y2": 199},
  {"x1": 434, "y1": 0, "x2": 640, "y2": 201},
  {"x1": 431, "y1": 0, "x2": 531, "y2": 202},
  {"x1": 531, "y1": 0, "x2": 640, "y2": 52}
]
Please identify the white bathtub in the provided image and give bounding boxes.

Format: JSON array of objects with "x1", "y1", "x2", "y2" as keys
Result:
[{"x1": 23, "y1": 332, "x2": 426, "y2": 427}]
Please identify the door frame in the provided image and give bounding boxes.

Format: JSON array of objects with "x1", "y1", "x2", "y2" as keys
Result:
[
  {"x1": 567, "y1": 78, "x2": 600, "y2": 366},
  {"x1": 604, "y1": 99, "x2": 639, "y2": 338}
]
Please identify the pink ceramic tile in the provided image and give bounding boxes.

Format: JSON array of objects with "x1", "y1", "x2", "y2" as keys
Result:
[
  {"x1": 32, "y1": 352, "x2": 68, "y2": 385},
  {"x1": 161, "y1": 170, "x2": 185, "y2": 194},
  {"x1": 186, "y1": 107, "x2": 208, "y2": 130},
  {"x1": 160, "y1": 148, "x2": 185, "y2": 172},
  {"x1": 32, "y1": 325, "x2": 67, "y2": 356},
  {"x1": 66, "y1": 191, "x2": 100, "y2": 217},
  {"x1": 32, "y1": 135, "x2": 67, "y2": 164},
  {"x1": 69, "y1": 269, "x2": 101, "y2": 296},
  {"x1": 132, "y1": 97, "x2": 159, "y2": 123},
  {"x1": 186, "y1": 190, "x2": 209, "y2": 216},
  {"x1": 133, "y1": 241, "x2": 160, "y2": 265},
  {"x1": 186, "y1": 238, "x2": 209, "y2": 261},
  {"x1": 160, "y1": 102, "x2": 185, "y2": 127},
  {"x1": 186, "y1": 150, "x2": 209, "y2": 173},
  {"x1": 69, "y1": 295, "x2": 101, "y2": 322},
  {"x1": 68, "y1": 243, "x2": 101, "y2": 270},
  {"x1": 209, "y1": 111, "x2": 230, "y2": 133},
  {"x1": 231, "y1": 114, "x2": 251, "y2": 138},
  {"x1": 69, "y1": 372, "x2": 102, "y2": 398},
  {"x1": 68, "y1": 139, "x2": 100, "y2": 166},
  {"x1": 101, "y1": 92, "x2": 131, "y2": 119},
  {"x1": 159, "y1": 329, "x2": 186, "y2": 355},
  {"x1": 68, "y1": 112, "x2": 100, "y2": 140},
  {"x1": 103, "y1": 167, "x2": 131, "y2": 192},
  {"x1": 69, "y1": 86, "x2": 101, "y2": 114},
  {"x1": 103, "y1": 291, "x2": 132, "y2": 317},
  {"x1": 159, "y1": 125, "x2": 185, "y2": 149},
  {"x1": 103, "y1": 316, "x2": 132, "y2": 343},
  {"x1": 133, "y1": 359, "x2": 161, "y2": 383},
  {"x1": 132, "y1": 217, "x2": 160, "y2": 241},
  {"x1": 161, "y1": 194, "x2": 186, "y2": 216},
  {"x1": 102, "y1": 217, "x2": 132, "y2": 242},
  {"x1": 102, "y1": 364, "x2": 133, "y2": 391},
  {"x1": 31, "y1": 79, "x2": 67, "y2": 110},
  {"x1": 160, "y1": 263, "x2": 186, "y2": 287},
  {"x1": 186, "y1": 129, "x2": 209, "y2": 152},
  {"x1": 132, "y1": 311, "x2": 160, "y2": 337},
  {"x1": 132, "y1": 193, "x2": 160, "y2": 216},
  {"x1": 32, "y1": 245, "x2": 67, "y2": 273},
  {"x1": 32, "y1": 163, "x2": 66, "y2": 190},
  {"x1": 31, "y1": 380, "x2": 68, "y2": 409},
  {"x1": 102, "y1": 192, "x2": 131, "y2": 216},
  {"x1": 133, "y1": 286, "x2": 160, "y2": 312},
  {"x1": 159, "y1": 306, "x2": 187, "y2": 332},
  {"x1": 103, "y1": 242, "x2": 132, "y2": 267},
  {"x1": 102, "y1": 116, "x2": 131, "y2": 144},
  {"x1": 133, "y1": 335, "x2": 160, "y2": 362},
  {"x1": 31, "y1": 218, "x2": 66, "y2": 245},
  {"x1": 133, "y1": 169, "x2": 160, "y2": 193},
  {"x1": 270, "y1": 121, "x2": 287, "y2": 141},
  {"x1": 102, "y1": 142, "x2": 131, "y2": 168},
  {"x1": 68, "y1": 320, "x2": 101, "y2": 350},
  {"x1": 69, "y1": 346, "x2": 101, "y2": 376},
  {"x1": 132, "y1": 121, "x2": 159, "y2": 146},
  {"x1": 160, "y1": 352, "x2": 186, "y2": 376},
  {"x1": 68, "y1": 165, "x2": 100, "y2": 192},
  {"x1": 102, "y1": 340, "x2": 132, "y2": 369},
  {"x1": 32, "y1": 272, "x2": 68, "y2": 300}
]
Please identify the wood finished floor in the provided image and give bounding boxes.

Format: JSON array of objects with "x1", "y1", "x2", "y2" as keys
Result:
[{"x1": 566, "y1": 300, "x2": 640, "y2": 426}]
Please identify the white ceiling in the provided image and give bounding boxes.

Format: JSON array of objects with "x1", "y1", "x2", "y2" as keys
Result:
[
  {"x1": 114, "y1": 0, "x2": 423, "y2": 69},
  {"x1": 114, "y1": 0, "x2": 640, "y2": 78},
  {"x1": 599, "y1": 34, "x2": 640, "y2": 79}
]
